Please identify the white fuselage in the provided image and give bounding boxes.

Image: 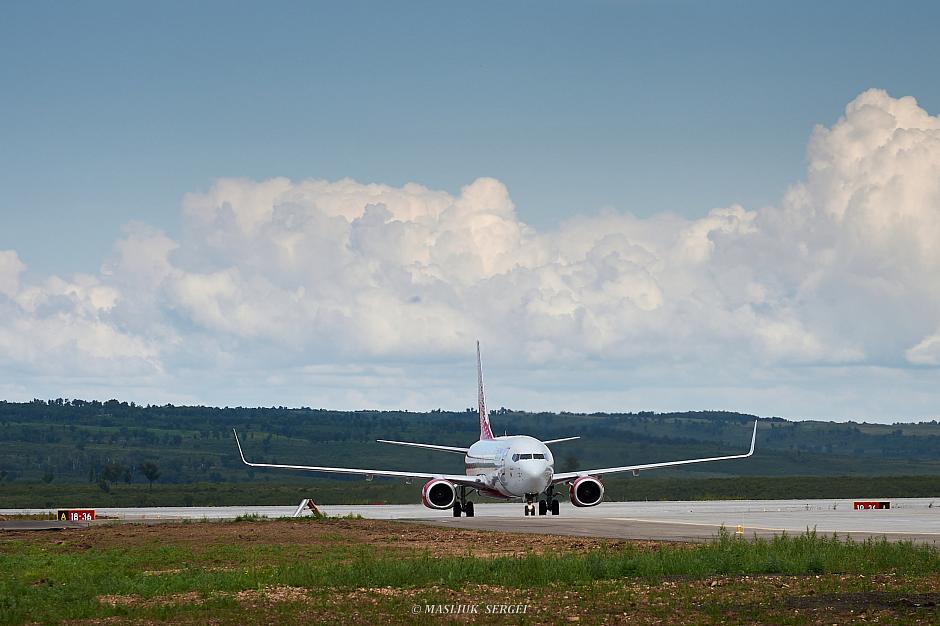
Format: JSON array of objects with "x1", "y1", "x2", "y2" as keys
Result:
[{"x1": 464, "y1": 435, "x2": 554, "y2": 498}]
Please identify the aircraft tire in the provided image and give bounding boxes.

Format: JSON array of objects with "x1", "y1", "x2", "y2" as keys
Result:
[
  {"x1": 453, "y1": 503, "x2": 462, "y2": 517},
  {"x1": 538, "y1": 499, "x2": 547, "y2": 516},
  {"x1": 464, "y1": 502, "x2": 474, "y2": 517},
  {"x1": 551, "y1": 499, "x2": 560, "y2": 515}
]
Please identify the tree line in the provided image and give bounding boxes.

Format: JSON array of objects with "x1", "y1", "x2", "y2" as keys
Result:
[{"x1": 1, "y1": 399, "x2": 939, "y2": 487}]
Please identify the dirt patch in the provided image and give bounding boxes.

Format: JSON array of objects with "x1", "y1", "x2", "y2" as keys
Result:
[
  {"x1": 140, "y1": 568, "x2": 183, "y2": 576},
  {"x1": 785, "y1": 591, "x2": 940, "y2": 610},
  {"x1": 98, "y1": 591, "x2": 205, "y2": 608},
  {"x1": 234, "y1": 585, "x2": 309, "y2": 605},
  {"x1": 0, "y1": 517, "x2": 671, "y2": 557},
  {"x1": 707, "y1": 574, "x2": 940, "y2": 625},
  {"x1": 98, "y1": 586, "x2": 310, "y2": 609}
]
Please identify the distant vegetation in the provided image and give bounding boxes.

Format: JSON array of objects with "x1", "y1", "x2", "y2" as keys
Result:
[{"x1": 0, "y1": 399, "x2": 938, "y2": 506}]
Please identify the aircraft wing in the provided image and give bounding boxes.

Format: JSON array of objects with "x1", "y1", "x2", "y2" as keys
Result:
[
  {"x1": 542, "y1": 436, "x2": 580, "y2": 445},
  {"x1": 376, "y1": 439, "x2": 469, "y2": 454},
  {"x1": 552, "y1": 420, "x2": 758, "y2": 483},
  {"x1": 233, "y1": 430, "x2": 483, "y2": 487}
]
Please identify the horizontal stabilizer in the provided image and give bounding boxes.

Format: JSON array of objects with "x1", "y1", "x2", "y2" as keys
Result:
[
  {"x1": 376, "y1": 439, "x2": 469, "y2": 454},
  {"x1": 543, "y1": 436, "x2": 580, "y2": 445}
]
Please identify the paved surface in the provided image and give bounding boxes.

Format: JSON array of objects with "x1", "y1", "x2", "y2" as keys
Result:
[
  {"x1": 408, "y1": 514, "x2": 940, "y2": 545},
  {"x1": 0, "y1": 520, "x2": 90, "y2": 531},
  {"x1": 3, "y1": 498, "x2": 939, "y2": 543},
  {"x1": 401, "y1": 498, "x2": 940, "y2": 544}
]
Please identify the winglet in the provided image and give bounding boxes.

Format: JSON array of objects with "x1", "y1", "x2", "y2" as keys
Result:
[
  {"x1": 747, "y1": 420, "x2": 758, "y2": 456},
  {"x1": 232, "y1": 428, "x2": 250, "y2": 465}
]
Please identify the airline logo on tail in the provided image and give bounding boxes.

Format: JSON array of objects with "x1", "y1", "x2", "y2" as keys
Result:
[{"x1": 477, "y1": 341, "x2": 494, "y2": 440}]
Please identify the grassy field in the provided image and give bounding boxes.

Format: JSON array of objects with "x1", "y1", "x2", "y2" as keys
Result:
[{"x1": 1, "y1": 518, "x2": 939, "y2": 624}]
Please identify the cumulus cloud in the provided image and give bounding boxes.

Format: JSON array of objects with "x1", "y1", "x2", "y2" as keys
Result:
[
  {"x1": 906, "y1": 332, "x2": 940, "y2": 365},
  {"x1": 0, "y1": 250, "x2": 25, "y2": 297},
  {"x1": 2, "y1": 89, "x2": 940, "y2": 419}
]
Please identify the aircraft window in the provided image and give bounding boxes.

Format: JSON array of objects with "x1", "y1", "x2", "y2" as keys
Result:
[
  {"x1": 512, "y1": 454, "x2": 519, "y2": 462},
  {"x1": 534, "y1": 453, "x2": 545, "y2": 459},
  {"x1": 520, "y1": 454, "x2": 533, "y2": 459}
]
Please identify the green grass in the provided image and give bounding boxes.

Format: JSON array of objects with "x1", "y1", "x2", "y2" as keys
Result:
[
  {"x1": 288, "y1": 530, "x2": 940, "y2": 587},
  {"x1": 1, "y1": 529, "x2": 938, "y2": 625},
  {"x1": 232, "y1": 513, "x2": 269, "y2": 522},
  {"x1": 0, "y1": 512, "x2": 55, "y2": 520}
]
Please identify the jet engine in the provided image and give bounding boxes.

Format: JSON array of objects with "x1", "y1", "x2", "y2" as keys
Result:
[
  {"x1": 421, "y1": 478, "x2": 457, "y2": 510},
  {"x1": 569, "y1": 476, "x2": 604, "y2": 507}
]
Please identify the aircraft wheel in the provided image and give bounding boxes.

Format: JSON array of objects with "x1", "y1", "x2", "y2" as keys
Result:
[
  {"x1": 538, "y1": 499, "x2": 547, "y2": 516},
  {"x1": 453, "y1": 503, "x2": 462, "y2": 517},
  {"x1": 551, "y1": 499, "x2": 560, "y2": 515},
  {"x1": 464, "y1": 502, "x2": 474, "y2": 517}
]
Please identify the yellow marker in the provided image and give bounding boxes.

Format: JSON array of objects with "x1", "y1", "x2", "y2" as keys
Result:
[{"x1": 735, "y1": 525, "x2": 744, "y2": 536}]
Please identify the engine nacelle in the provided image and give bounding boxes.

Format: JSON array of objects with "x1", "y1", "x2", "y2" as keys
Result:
[
  {"x1": 421, "y1": 478, "x2": 457, "y2": 510},
  {"x1": 569, "y1": 476, "x2": 604, "y2": 507}
]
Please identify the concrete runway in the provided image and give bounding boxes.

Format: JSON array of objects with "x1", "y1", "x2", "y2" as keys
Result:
[
  {"x1": 3, "y1": 498, "x2": 939, "y2": 543},
  {"x1": 404, "y1": 498, "x2": 940, "y2": 544}
]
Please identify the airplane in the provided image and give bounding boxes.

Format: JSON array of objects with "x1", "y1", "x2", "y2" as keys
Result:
[{"x1": 233, "y1": 342, "x2": 758, "y2": 517}]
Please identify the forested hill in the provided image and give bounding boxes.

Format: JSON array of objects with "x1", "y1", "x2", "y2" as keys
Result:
[{"x1": 1, "y1": 399, "x2": 939, "y2": 485}]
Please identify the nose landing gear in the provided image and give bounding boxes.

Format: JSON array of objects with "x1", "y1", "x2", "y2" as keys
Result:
[
  {"x1": 524, "y1": 488, "x2": 560, "y2": 516},
  {"x1": 523, "y1": 497, "x2": 537, "y2": 516}
]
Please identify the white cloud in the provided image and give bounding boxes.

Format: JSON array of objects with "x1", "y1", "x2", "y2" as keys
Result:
[
  {"x1": 3, "y1": 89, "x2": 940, "y2": 420},
  {"x1": 906, "y1": 332, "x2": 940, "y2": 366},
  {"x1": 0, "y1": 250, "x2": 25, "y2": 297}
]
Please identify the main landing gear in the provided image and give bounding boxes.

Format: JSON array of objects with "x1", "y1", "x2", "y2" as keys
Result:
[
  {"x1": 538, "y1": 497, "x2": 560, "y2": 516},
  {"x1": 452, "y1": 486, "x2": 475, "y2": 517}
]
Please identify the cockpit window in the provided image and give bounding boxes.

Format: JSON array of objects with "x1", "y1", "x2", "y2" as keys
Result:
[{"x1": 512, "y1": 453, "x2": 545, "y2": 461}]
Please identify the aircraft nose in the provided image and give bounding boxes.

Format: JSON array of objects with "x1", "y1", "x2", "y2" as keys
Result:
[{"x1": 519, "y1": 460, "x2": 551, "y2": 493}]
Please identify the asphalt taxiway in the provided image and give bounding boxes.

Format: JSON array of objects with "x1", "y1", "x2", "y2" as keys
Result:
[{"x1": 3, "y1": 498, "x2": 938, "y2": 543}]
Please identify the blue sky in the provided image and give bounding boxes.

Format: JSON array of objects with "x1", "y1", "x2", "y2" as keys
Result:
[
  {"x1": 2, "y1": 2, "x2": 940, "y2": 421},
  {"x1": 4, "y1": 1, "x2": 939, "y2": 274}
]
